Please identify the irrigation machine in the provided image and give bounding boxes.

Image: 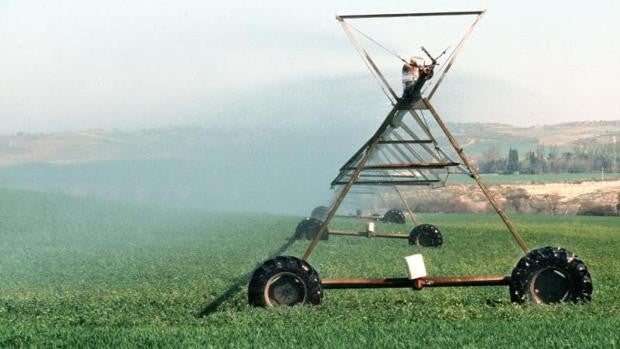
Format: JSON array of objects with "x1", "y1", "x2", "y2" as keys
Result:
[{"x1": 248, "y1": 10, "x2": 593, "y2": 307}]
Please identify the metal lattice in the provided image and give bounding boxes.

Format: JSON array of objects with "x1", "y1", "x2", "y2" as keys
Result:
[{"x1": 303, "y1": 10, "x2": 530, "y2": 261}]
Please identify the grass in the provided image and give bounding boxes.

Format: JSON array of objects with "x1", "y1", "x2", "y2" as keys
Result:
[{"x1": 0, "y1": 187, "x2": 619, "y2": 347}]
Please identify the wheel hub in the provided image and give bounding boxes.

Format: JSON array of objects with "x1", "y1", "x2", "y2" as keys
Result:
[
  {"x1": 264, "y1": 272, "x2": 308, "y2": 306},
  {"x1": 529, "y1": 267, "x2": 571, "y2": 304}
]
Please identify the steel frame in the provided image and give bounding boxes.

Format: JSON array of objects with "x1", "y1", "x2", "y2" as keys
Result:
[{"x1": 299, "y1": 10, "x2": 528, "y2": 290}]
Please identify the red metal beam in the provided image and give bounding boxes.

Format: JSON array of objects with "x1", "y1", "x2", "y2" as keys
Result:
[{"x1": 321, "y1": 275, "x2": 510, "y2": 290}]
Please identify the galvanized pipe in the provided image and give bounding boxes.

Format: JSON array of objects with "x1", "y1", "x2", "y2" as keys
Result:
[{"x1": 337, "y1": 11, "x2": 484, "y2": 20}]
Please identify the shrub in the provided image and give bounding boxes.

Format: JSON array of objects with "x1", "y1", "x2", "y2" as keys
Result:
[{"x1": 577, "y1": 200, "x2": 616, "y2": 216}]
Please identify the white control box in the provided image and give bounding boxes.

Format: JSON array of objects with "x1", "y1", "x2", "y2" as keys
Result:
[{"x1": 404, "y1": 254, "x2": 427, "y2": 280}]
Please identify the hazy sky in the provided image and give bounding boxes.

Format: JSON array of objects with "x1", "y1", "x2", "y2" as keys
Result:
[{"x1": 1, "y1": 0, "x2": 619, "y2": 133}]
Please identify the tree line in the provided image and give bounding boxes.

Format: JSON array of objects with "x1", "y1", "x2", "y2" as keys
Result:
[{"x1": 477, "y1": 142, "x2": 618, "y2": 174}]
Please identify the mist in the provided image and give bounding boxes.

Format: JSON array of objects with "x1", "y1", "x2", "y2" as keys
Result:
[{"x1": 1, "y1": 1, "x2": 620, "y2": 215}]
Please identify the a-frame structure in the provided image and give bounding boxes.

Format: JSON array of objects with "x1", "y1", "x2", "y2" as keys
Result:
[
  {"x1": 247, "y1": 10, "x2": 593, "y2": 308},
  {"x1": 302, "y1": 10, "x2": 529, "y2": 261}
]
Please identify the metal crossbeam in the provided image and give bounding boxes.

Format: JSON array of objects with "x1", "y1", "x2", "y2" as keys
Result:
[
  {"x1": 344, "y1": 162, "x2": 460, "y2": 170},
  {"x1": 377, "y1": 140, "x2": 434, "y2": 144},
  {"x1": 332, "y1": 180, "x2": 441, "y2": 186},
  {"x1": 358, "y1": 174, "x2": 421, "y2": 178},
  {"x1": 337, "y1": 11, "x2": 484, "y2": 20}
]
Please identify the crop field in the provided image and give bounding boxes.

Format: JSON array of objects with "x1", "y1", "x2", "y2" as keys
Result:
[{"x1": 0, "y1": 187, "x2": 619, "y2": 347}]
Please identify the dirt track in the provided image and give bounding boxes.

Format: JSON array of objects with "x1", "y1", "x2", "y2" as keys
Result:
[
  {"x1": 516, "y1": 180, "x2": 620, "y2": 202},
  {"x1": 398, "y1": 180, "x2": 620, "y2": 215}
]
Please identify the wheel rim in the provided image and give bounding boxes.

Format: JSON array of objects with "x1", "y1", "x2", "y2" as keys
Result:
[
  {"x1": 264, "y1": 272, "x2": 307, "y2": 306},
  {"x1": 529, "y1": 267, "x2": 572, "y2": 304},
  {"x1": 416, "y1": 227, "x2": 437, "y2": 246},
  {"x1": 417, "y1": 232, "x2": 431, "y2": 246}
]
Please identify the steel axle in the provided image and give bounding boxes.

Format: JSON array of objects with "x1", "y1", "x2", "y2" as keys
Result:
[{"x1": 321, "y1": 275, "x2": 510, "y2": 290}]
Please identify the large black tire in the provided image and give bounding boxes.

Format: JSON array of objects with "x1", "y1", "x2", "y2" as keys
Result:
[
  {"x1": 381, "y1": 209, "x2": 406, "y2": 224},
  {"x1": 294, "y1": 217, "x2": 329, "y2": 241},
  {"x1": 509, "y1": 246, "x2": 593, "y2": 304},
  {"x1": 310, "y1": 206, "x2": 329, "y2": 221},
  {"x1": 248, "y1": 256, "x2": 323, "y2": 307},
  {"x1": 408, "y1": 224, "x2": 443, "y2": 247}
]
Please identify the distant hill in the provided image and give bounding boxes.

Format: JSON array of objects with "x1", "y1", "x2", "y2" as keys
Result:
[
  {"x1": 447, "y1": 120, "x2": 620, "y2": 157},
  {"x1": 3, "y1": 70, "x2": 620, "y2": 167},
  {"x1": 1, "y1": 120, "x2": 619, "y2": 215},
  {"x1": 2, "y1": 120, "x2": 620, "y2": 166}
]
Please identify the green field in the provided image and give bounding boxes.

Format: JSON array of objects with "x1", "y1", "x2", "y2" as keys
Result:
[{"x1": 1, "y1": 187, "x2": 619, "y2": 347}]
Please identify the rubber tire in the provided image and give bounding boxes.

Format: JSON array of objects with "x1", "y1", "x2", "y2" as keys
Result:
[
  {"x1": 311, "y1": 206, "x2": 329, "y2": 221},
  {"x1": 408, "y1": 224, "x2": 443, "y2": 247},
  {"x1": 248, "y1": 256, "x2": 323, "y2": 307},
  {"x1": 509, "y1": 246, "x2": 592, "y2": 304},
  {"x1": 294, "y1": 217, "x2": 329, "y2": 241},
  {"x1": 381, "y1": 209, "x2": 406, "y2": 224}
]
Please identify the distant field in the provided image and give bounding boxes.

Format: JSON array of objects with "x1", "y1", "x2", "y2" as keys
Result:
[{"x1": 0, "y1": 188, "x2": 619, "y2": 347}]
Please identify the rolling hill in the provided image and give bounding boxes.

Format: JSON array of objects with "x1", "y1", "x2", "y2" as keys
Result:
[{"x1": 1, "y1": 120, "x2": 619, "y2": 215}]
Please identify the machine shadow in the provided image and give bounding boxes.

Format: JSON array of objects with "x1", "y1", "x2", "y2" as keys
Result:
[{"x1": 196, "y1": 234, "x2": 298, "y2": 317}]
